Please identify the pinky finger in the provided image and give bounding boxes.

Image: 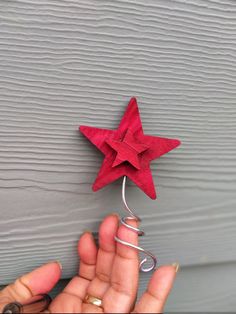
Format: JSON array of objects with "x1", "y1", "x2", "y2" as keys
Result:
[{"x1": 133, "y1": 264, "x2": 178, "y2": 313}]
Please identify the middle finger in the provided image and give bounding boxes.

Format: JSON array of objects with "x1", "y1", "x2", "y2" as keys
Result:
[
  {"x1": 86, "y1": 214, "x2": 119, "y2": 299},
  {"x1": 103, "y1": 219, "x2": 139, "y2": 313}
]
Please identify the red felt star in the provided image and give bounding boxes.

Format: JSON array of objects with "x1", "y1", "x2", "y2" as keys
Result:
[{"x1": 79, "y1": 97, "x2": 180, "y2": 199}]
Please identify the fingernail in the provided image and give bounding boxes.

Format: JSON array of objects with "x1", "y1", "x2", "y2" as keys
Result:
[
  {"x1": 56, "y1": 260, "x2": 63, "y2": 270},
  {"x1": 172, "y1": 262, "x2": 180, "y2": 273},
  {"x1": 83, "y1": 229, "x2": 92, "y2": 234},
  {"x1": 110, "y1": 212, "x2": 119, "y2": 218}
]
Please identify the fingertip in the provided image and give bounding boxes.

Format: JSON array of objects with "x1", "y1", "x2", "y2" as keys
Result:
[
  {"x1": 172, "y1": 262, "x2": 180, "y2": 273},
  {"x1": 152, "y1": 264, "x2": 177, "y2": 280},
  {"x1": 110, "y1": 212, "x2": 120, "y2": 219},
  {"x1": 78, "y1": 231, "x2": 97, "y2": 265},
  {"x1": 98, "y1": 214, "x2": 119, "y2": 249},
  {"x1": 55, "y1": 260, "x2": 63, "y2": 271},
  {"x1": 102, "y1": 213, "x2": 120, "y2": 226}
]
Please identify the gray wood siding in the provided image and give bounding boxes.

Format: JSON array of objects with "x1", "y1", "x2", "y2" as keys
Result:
[{"x1": 0, "y1": 0, "x2": 236, "y2": 311}]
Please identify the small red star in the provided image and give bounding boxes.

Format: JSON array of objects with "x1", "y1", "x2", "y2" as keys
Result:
[
  {"x1": 79, "y1": 97, "x2": 180, "y2": 199},
  {"x1": 106, "y1": 128, "x2": 149, "y2": 169}
]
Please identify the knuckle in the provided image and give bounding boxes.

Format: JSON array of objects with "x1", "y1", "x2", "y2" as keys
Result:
[
  {"x1": 111, "y1": 280, "x2": 131, "y2": 297},
  {"x1": 96, "y1": 271, "x2": 110, "y2": 283},
  {"x1": 5, "y1": 278, "x2": 32, "y2": 301}
]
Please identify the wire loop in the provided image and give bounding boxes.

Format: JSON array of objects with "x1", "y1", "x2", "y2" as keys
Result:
[{"x1": 114, "y1": 176, "x2": 157, "y2": 272}]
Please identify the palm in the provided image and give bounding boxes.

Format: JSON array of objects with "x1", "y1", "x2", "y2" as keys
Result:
[
  {"x1": 0, "y1": 214, "x2": 177, "y2": 313},
  {"x1": 50, "y1": 214, "x2": 139, "y2": 313}
]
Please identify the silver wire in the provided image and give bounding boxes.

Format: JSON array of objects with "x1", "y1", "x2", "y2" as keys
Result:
[{"x1": 114, "y1": 176, "x2": 157, "y2": 272}]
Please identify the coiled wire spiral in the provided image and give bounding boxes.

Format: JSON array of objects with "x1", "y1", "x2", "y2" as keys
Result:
[{"x1": 114, "y1": 176, "x2": 157, "y2": 272}]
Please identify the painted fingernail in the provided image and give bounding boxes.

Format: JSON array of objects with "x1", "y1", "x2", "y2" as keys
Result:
[
  {"x1": 172, "y1": 262, "x2": 180, "y2": 273},
  {"x1": 83, "y1": 229, "x2": 92, "y2": 234},
  {"x1": 110, "y1": 212, "x2": 119, "y2": 218},
  {"x1": 56, "y1": 260, "x2": 63, "y2": 270}
]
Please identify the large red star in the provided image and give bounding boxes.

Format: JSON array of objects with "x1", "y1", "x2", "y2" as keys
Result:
[{"x1": 79, "y1": 97, "x2": 181, "y2": 199}]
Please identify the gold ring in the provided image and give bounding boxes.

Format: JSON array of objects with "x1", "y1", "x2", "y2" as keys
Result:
[{"x1": 84, "y1": 295, "x2": 103, "y2": 308}]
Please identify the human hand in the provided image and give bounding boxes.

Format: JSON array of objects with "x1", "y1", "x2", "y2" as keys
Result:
[{"x1": 0, "y1": 214, "x2": 178, "y2": 313}]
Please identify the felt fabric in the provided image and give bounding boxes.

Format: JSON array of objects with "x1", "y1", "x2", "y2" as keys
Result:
[{"x1": 79, "y1": 97, "x2": 180, "y2": 199}]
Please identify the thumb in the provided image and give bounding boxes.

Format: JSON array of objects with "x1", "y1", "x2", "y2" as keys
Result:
[{"x1": 0, "y1": 261, "x2": 62, "y2": 311}]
